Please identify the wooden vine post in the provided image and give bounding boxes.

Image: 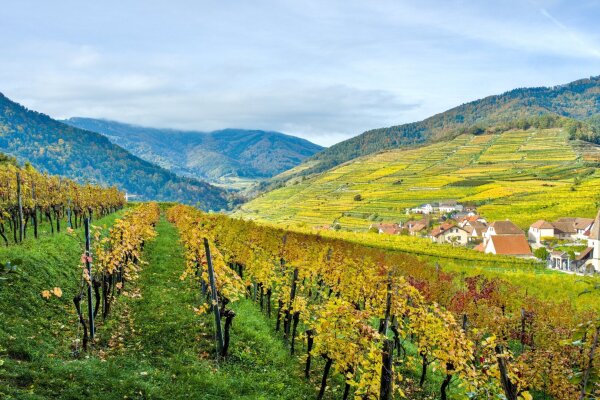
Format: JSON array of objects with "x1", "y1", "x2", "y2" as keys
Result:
[
  {"x1": 380, "y1": 339, "x2": 395, "y2": 400},
  {"x1": 379, "y1": 272, "x2": 393, "y2": 335},
  {"x1": 84, "y1": 218, "x2": 95, "y2": 339},
  {"x1": 579, "y1": 325, "x2": 599, "y2": 399},
  {"x1": 305, "y1": 329, "x2": 314, "y2": 378},
  {"x1": 31, "y1": 182, "x2": 38, "y2": 239},
  {"x1": 204, "y1": 238, "x2": 224, "y2": 356},
  {"x1": 67, "y1": 199, "x2": 72, "y2": 229},
  {"x1": 16, "y1": 172, "x2": 24, "y2": 242}
]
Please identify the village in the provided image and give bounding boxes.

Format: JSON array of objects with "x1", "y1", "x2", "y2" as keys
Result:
[{"x1": 367, "y1": 200, "x2": 600, "y2": 275}]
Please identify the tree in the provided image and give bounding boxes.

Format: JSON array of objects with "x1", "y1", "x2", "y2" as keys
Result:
[{"x1": 534, "y1": 247, "x2": 549, "y2": 261}]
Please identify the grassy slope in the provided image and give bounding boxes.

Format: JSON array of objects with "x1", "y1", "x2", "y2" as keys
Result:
[
  {"x1": 238, "y1": 128, "x2": 600, "y2": 230},
  {"x1": 0, "y1": 215, "x2": 318, "y2": 399}
]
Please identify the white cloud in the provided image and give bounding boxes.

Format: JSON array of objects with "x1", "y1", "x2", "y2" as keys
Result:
[{"x1": 0, "y1": 0, "x2": 599, "y2": 146}]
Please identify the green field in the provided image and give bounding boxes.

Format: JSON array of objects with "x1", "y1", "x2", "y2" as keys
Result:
[{"x1": 237, "y1": 128, "x2": 600, "y2": 230}]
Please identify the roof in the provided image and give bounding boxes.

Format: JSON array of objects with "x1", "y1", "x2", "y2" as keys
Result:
[
  {"x1": 588, "y1": 210, "x2": 600, "y2": 240},
  {"x1": 577, "y1": 247, "x2": 594, "y2": 261},
  {"x1": 469, "y1": 221, "x2": 488, "y2": 236},
  {"x1": 530, "y1": 220, "x2": 554, "y2": 229},
  {"x1": 458, "y1": 215, "x2": 481, "y2": 224},
  {"x1": 430, "y1": 222, "x2": 454, "y2": 237},
  {"x1": 551, "y1": 221, "x2": 577, "y2": 234},
  {"x1": 377, "y1": 223, "x2": 401, "y2": 235},
  {"x1": 489, "y1": 235, "x2": 532, "y2": 256},
  {"x1": 409, "y1": 222, "x2": 427, "y2": 232},
  {"x1": 574, "y1": 218, "x2": 594, "y2": 230},
  {"x1": 489, "y1": 220, "x2": 524, "y2": 235},
  {"x1": 556, "y1": 217, "x2": 594, "y2": 230}
]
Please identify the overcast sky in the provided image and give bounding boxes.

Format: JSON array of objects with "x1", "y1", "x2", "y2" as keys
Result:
[{"x1": 1, "y1": 1, "x2": 600, "y2": 146}]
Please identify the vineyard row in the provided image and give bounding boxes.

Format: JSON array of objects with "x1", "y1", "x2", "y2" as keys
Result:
[{"x1": 167, "y1": 204, "x2": 599, "y2": 400}]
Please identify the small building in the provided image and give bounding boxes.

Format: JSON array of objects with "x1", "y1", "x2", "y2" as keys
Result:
[
  {"x1": 410, "y1": 203, "x2": 435, "y2": 215},
  {"x1": 464, "y1": 204, "x2": 478, "y2": 213},
  {"x1": 439, "y1": 200, "x2": 464, "y2": 214},
  {"x1": 465, "y1": 221, "x2": 488, "y2": 241},
  {"x1": 557, "y1": 218, "x2": 594, "y2": 240},
  {"x1": 372, "y1": 223, "x2": 402, "y2": 235},
  {"x1": 430, "y1": 223, "x2": 469, "y2": 246},
  {"x1": 406, "y1": 220, "x2": 427, "y2": 236},
  {"x1": 529, "y1": 217, "x2": 594, "y2": 244},
  {"x1": 484, "y1": 220, "x2": 524, "y2": 241},
  {"x1": 549, "y1": 251, "x2": 571, "y2": 270},
  {"x1": 484, "y1": 234, "x2": 533, "y2": 258},
  {"x1": 458, "y1": 215, "x2": 487, "y2": 228},
  {"x1": 548, "y1": 247, "x2": 596, "y2": 273},
  {"x1": 528, "y1": 220, "x2": 555, "y2": 244}
]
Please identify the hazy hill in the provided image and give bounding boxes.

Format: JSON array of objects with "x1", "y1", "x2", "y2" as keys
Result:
[
  {"x1": 292, "y1": 76, "x2": 600, "y2": 177},
  {"x1": 0, "y1": 93, "x2": 233, "y2": 210},
  {"x1": 63, "y1": 118, "x2": 323, "y2": 188},
  {"x1": 237, "y1": 126, "x2": 600, "y2": 229}
]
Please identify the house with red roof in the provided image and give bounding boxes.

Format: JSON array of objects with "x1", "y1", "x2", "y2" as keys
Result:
[
  {"x1": 483, "y1": 234, "x2": 533, "y2": 258},
  {"x1": 406, "y1": 220, "x2": 427, "y2": 236},
  {"x1": 430, "y1": 223, "x2": 469, "y2": 245},
  {"x1": 528, "y1": 217, "x2": 594, "y2": 244},
  {"x1": 372, "y1": 223, "x2": 402, "y2": 235}
]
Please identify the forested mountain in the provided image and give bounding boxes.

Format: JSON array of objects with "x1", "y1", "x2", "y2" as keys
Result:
[
  {"x1": 63, "y1": 118, "x2": 323, "y2": 186},
  {"x1": 294, "y1": 76, "x2": 600, "y2": 177},
  {"x1": 0, "y1": 93, "x2": 233, "y2": 210}
]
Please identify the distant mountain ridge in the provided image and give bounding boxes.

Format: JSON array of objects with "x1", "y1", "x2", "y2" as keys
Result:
[
  {"x1": 295, "y1": 76, "x2": 600, "y2": 177},
  {"x1": 0, "y1": 93, "x2": 233, "y2": 210},
  {"x1": 63, "y1": 118, "x2": 324, "y2": 186}
]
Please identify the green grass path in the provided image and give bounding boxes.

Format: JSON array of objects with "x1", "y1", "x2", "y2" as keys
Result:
[
  {"x1": 122, "y1": 216, "x2": 318, "y2": 399},
  {"x1": 0, "y1": 215, "x2": 318, "y2": 399}
]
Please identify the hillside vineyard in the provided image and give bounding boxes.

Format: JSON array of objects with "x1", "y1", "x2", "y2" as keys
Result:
[
  {"x1": 0, "y1": 161, "x2": 125, "y2": 244},
  {"x1": 168, "y1": 204, "x2": 599, "y2": 400},
  {"x1": 240, "y1": 127, "x2": 600, "y2": 229}
]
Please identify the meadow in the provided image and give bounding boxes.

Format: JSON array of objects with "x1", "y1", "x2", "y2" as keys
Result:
[{"x1": 237, "y1": 128, "x2": 600, "y2": 230}]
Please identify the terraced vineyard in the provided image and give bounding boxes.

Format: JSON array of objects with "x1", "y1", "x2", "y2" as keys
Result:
[{"x1": 238, "y1": 128, "x2": 600, "y2": 229}]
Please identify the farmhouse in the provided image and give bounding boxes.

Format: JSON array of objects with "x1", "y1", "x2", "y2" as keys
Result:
[
  {"x1": 483, "y1": 235, "x2": 533, "y2": 257},
  {"x1": 457, "y1": 214, "x2": 486, "y2": 225},
  {"x1": 409, "y1": 200, "x2": 465, "y2": 215},
  {"x1": 463, "y1": 221, "x2": 488, "y2": 241},
  {"x1": 559, "y1": 218, "x2": 594, "y2": 239},
  {"x1": 528, "y1": 220, "x2": 555, "y2": 243},
  {"x1": 430, "y1": 223, "x2": 469, "y2": 245},
  {"x1": 541, "y1": 211, "x2": 599, "y2": 274},
  {"x1": 410, "y1": 203, "x2": 435, "y2": 214},
  {"x1": 528, "y1": 217, "x2": 594, "y2": 244},
  {"x1": 406, "y1": 220, "x2": 427, "y2": 236},
  {"x1": 483, "y1": 220, "x2": 523, "y2": 241},
  {"x1": 439, "y1": 200, "x2": 464, "y2": 213},
  {"x1": 372, "y1": 223, "x2": 402, "y2": 235}
]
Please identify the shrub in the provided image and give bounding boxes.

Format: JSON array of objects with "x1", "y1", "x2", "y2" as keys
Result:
[{"x1": 534, "y1": 247, "x2": 549, "y2": 260}]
